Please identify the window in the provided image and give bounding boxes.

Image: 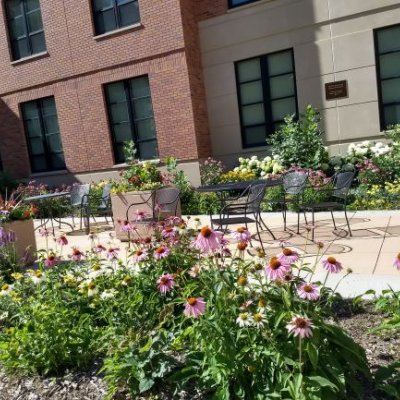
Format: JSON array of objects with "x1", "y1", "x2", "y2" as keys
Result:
[
  {"x1": 235, "y1": 49, "x2": 298, "y2": 148},
  {"x1": 104, "y1": 76, "x2": 158, "y2": 163},
  {"x1": 375, "y1": 25, "x2": 400, "y2": 129},
  {"x1": 92, "y1": 0, "x2": 140, "y2": 35},
  {"x1": 5, "y1": 0, "x2": 46, "y2": 61},
  {"x1": 21, "y1": 97, "x2": 66, "y2": 173},
  {"x1": 229, "y1": 0, "x2": 260, "y2": 8}
]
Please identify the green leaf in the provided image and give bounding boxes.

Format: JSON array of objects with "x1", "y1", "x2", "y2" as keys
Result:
[
  {"x1": 139, "y1": 377, "x2": 155, "y2": 393},
  {"x1": 308, "y1": 376, "x2": 338, "y2": 390},
  {"x1": 306, "y1": 342, "x2": 318, "y2": 370}
]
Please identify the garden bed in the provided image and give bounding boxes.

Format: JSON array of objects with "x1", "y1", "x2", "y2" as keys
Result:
[{"x1": 0, "y1": 305, "x2": 397, "y2": 400}]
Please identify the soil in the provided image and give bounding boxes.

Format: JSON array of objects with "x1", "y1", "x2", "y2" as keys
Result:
[{"x1": 0, "y1": 305, "x2": 398, "y2": 400}]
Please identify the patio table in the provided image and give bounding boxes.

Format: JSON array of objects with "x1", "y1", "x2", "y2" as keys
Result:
[
  {"x1": 196, "y1": 177, "x2": 283, "y2": 230},
  {"x1": 23, "y1": 191, "x2": 73, "y2": 234}
]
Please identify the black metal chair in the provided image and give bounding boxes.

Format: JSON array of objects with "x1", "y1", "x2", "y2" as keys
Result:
[
  {"x1": 299, "y1": 171, "x2": 355, "y2": 241},
  {"x1": 125, "y1": 187, "x2": 181, "y2": 241},
  {"x1": 265, "y1": 170, "x2": 308, "y2": 233},
  {"x1": 211, "y1": 182, "x2": 275, "y2": 250},
  {"x1": 68, "y1": 183, "x2": 90, "y2": 230}
]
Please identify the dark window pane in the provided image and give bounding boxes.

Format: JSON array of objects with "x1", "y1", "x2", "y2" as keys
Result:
[
  {"x1": 130, "y1": 76, "x2": 150, "y2": 98},
  {"x1": 25, "y1": 0, "x2": 40, "y2": 12},
  {"x1": 244, "y1": 126, "x2": 267, "y2": 146},
  {"x1": 46, "y1": 134, "x2": 63, "y2": 153},
  {"x1": 383, "y1": 105, "x2": 400, "y2": 127},
  {"x1": 6, "y1": 0, "x2": 22, "y2": 18},
  {"x1": 271, "y1": 97, "x2": 297, "y2": 122},
  {"x1": 30, "y1": 32, "x2": 46, "y2": 53},
  {"x1": 50, "y1": 153, "x2": 66, "y2": 170},
  {"x1": 41, "y1": 97, "x2": 56, "y2": 116},
  {"x1": 93, "y1": 0, "x2": 113, "y2": 12},
  {"x1": 43, "y1": 115, "x2": 59, "y2": 135},
  {"x1": 106, "y1": 82, "x2": 126, "y2": 102},
  {"x1": 133, "y1": 98, "x2": 153, "y2": 119},
  {"x1": 12, "y1": 38, "x2": 30, "y2": 59},
  {"x1": 30, "y1": 137, "x2": 44, "y2": 155},
  {"x1": 240, "y1": 81, "x2": 263, "y2": 105},
  {"x1": 242, "y1": 103, "x2": 265, "y2": 126},
  {"x1": 136, "y1": 118, "x2": 156, "y2": 141},
  {"x1": 114, "y1": 144, "x2": 125, "y2": 163},
  {"x1": 95, "y1": 9, "x2": 117, "y2": 34},
  {"x1": 113, "y1": 123, "x2": 133, "y2": 143},
  {"x1": 119, "y1": 1, "x2": 140, "y2": 27},
  {"x1": 268, "y1": 51, "x2": 293, "y2": 76},
  {"x1": 138, "y1": 141, "x2": 158, "y2": 159},
  {"x1": 230, "y1": 0, "x2": 259, "y2": 7},
  {"x1": 377, "y1": 26, "x2": 400, "y2": 54},
  {"x1": 381, "y1": 78, "x2": 400, "y2": 104},
  {"x1": 25, "y1": 119, "x2": 42, "y2": 138},
  {"x1": 110, "y1": 103, "x2": 130, "y2": 123},
  {"x1": 31, "y1": 155, "x2": 47, "y2": 172},
  {"x1": 22, "y1": 101, "x2": 39, "y2": 119},
  {"x1": 237, "y1": 58, "x2": 261, "y2": 83},
  {"x1": 26, "y1": 9, "x2": 43, "y2": 33},
  {"x1": 10, "y1": 16, "x2": 26, "y2": 38},
  {"x1": 379, "y1": 53, "x2": 400, "y2": 79},
  {"x1": 270, "y1": 74, "x2": 295, "y2": 99}
]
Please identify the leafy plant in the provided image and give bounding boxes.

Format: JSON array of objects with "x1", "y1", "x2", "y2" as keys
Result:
[{"x1": 200, "y1": 157, "x2": 225, "y2": 185}]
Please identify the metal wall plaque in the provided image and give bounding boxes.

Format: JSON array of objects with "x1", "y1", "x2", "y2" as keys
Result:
[{"x1": 325, "y1": 80, "x2": 348, "y2": 100}]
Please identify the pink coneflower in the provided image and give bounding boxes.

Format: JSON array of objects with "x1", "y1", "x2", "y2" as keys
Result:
[
  {"x1": 278, "y1": 248, "x2": 300, "y2": 265},
  {"x1": 239, "y1": 300, "x2": 253, "y2": 310},
  {"x1": 39, "y1": 228, "x2": 51, "y2": 237},
  {"x1": 322, "y1": 256, "x2": 343, "y2": 273},
  {"x1": 93, "y1": 244, "x2": 106, "y2": 253},
  {"x1": 154, "y1": 245, "x2": 170, "y2": 260},
  {"x1": 286, "y1": 315, "x2": 314, "y2": 338},
  {"x1": 184, "y1": 297, "x2": 206, "y2": 318},
  {"x1": 192, "y1": 226, "x2": 224, "y2": 254},
  {"x1": 132, "y1": 249, "x2": 148, "y2": 263},
  {"x1": 56, "y1": 235, "x2": 68, "y2": 246},
  {"x1": 393, "y1": 253, "x2": 400, "y2": 270},
  {"x1": 157, "y1": 273, "x2": 175, "y2": 294},
  {"x1": 44, "y1": 253, "x2": 59, "y2": 268},
  {"x1": 71, "y1": 247, "x2": 84, "y2": 262},
  {"x1": 297, "y1": 282, "x2": 320, "y2": 301},
  {"x1": 119, "y1": 220, "x2": 136, "y2": 233},
  {"x1": 161, "y1": 226, "x2": 177, "y2": 239},
  {"x1": 232, "y1": 227, "x2": 252, "y2": 242},
  {"x1": 265, "y1": 257, "x2": 290, "y2": 280},
  {"x1": 134, "y1": 209, "x2": 151, "y2": 221},
  {"x1": 106, "y1": 247, "x2": 120, "y2": 259}
]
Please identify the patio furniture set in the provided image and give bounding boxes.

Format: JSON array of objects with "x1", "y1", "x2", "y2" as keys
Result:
[{"x1": 24, "y1": 171, "x2": 355, "y2": 247}]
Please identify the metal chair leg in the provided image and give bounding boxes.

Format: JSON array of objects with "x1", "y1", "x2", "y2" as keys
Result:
[
  {"x1": 312, "y1": 209, "x2": 315, "y2": 242},
  {"x1": 297, "y1": 210, "x2": 300, "y2": 234},
  {"x1": 254, "y1": 214, "x2": 265, "y2": 252},
  {"x1": 259, "y1": 213, "x2": 276, "y2": 240},
  {"x1": 330, "y1": 210, "x2": 337, "y2": 230},
  {"x1": 282, "y1": 204, "x2": 287, "y2": 231},
  {"x1": 344, "y1": 207, "x2": 352, "y2": 236}
]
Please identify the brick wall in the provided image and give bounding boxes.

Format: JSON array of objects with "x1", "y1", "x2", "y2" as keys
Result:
[
  {"x1": 196, "y1": 0, "x2": 228, "y2": 21},
  {"x1": 0, "y1": 0, "x2": 217, "y2": 179}
]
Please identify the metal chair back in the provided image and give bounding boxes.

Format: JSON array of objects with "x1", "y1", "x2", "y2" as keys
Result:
[
  {"x1": 70, "y1": 184, "x2": 90, "y2": 207},
  {"x1": 98, "y1": 183, "x2": 112, "y2": 210},
  {"x1": 283, "y1": 170, "x2": 308, "y2": 195},
  {"x1": 333, "y1": 171, "x2": 355, "y2": 201},
  {"x1": 246, "y1": 183, "x2": 267, "y2": 213},
  {"x1": 154, "y1": 187, "x2": 180, "y2": 217}
]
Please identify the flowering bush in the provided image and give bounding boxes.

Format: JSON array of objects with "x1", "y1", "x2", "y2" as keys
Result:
[
  {"x1": 0, "y1": 221, "x2": 374, "y2": 399},
  {"x1": 233, "y1": 155, "x2": 284, "y2": 177},
  {"x1": 0, "y1": 193, "x2": 37, "y2": 224},
  {"x1": 219, "y1": 170, "x2": 257, "y2": 183},
  {"x1": 0, "y1": 227, "x2": 20, "y2": 281},
  {"x1": 200, "y1": 157, "x2": 225, "y2": 185}
]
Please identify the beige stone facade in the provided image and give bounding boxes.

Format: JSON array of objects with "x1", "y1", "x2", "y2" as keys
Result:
[{"x1": 200, "y1": 0, "x2": 400, "y2": 167}]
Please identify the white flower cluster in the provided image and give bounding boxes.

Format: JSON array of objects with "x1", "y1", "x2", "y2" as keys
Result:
[
  {"x1": 347, "y1": 140, "x2": 392, "y2": 158},
  {"x1": 234, "y1": 155, "x2": 283, "y2": 177}
]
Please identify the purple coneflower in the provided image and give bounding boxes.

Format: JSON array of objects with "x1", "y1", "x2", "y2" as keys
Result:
[
  {"x1": 56, "y1": 235, "x2": 68, "y2": 246},
  {"x1": 120, "y1": 220, "x2": 136, "y2": 233},
  {"x1": 192, "y1": 226, "x2": 224, "y2": 254},
  {"x1": 106, "y1": 247, "x2": 120, "y2": 259},
  {"x1": 184, "y1": 297, "x2": 206, "y2": 317},
  {"x1": 278, "y1": 248, "x2": 300, "y2": 265},
  {"x1": 132, "y1": 249, "x2": 148, "y2": 263},
  {"x1": 322, "y1": 256, "x2": 343, "y2": 273},
  {"x1": 286, "y1": 315, "x2": 314, "y2": 338},
  {"x1": 297, "y1": 282, "x2": 320, "y2": 301},
  {"x1": 71, "y1": 247, "x2": 84, "y2": 262},
  {"x1": 39, "y1": 228, "x2": 51, "y2": 237},
  {"x1": 154, "y1": 245, "x2": 170, "y2": 260},
  {"x1": 265, "y1": 257, "x2": 290, "y2": 281},
  {"x1": 161, "y1": 226, "x2": 177, "y2": 239},
  {"x1": 157, "y1": 273, "x2": 175, "y2": 294},
  {"x1": 232, "y1": 227, "x2": 252, "y2": 242},
  {"x1": 393, "y1": 253, "x2": 400, "y2": 270},
  {"x1": 134, "y1": 209, "x2": 150, "y2": 221},
  {"x1": 93, "y1": 244, "x2": 106, "y2": 253},
  {"x1": 44, "y1": 253, "x2": 59, "y2": 268}
]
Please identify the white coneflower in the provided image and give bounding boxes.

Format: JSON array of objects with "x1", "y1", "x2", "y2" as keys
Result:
[
  {"x1": 31, "y1": 270, "x2": 45, "y2": 285},
  {"x1": 0, "y1": 284, "x2": 13, "y2": 296},
  {"x1": 252, "y1": 312, "x2": 267, "y2": 328},
  {"x1": 236, "y1": 312, "x2": 252, "y2": 327},
  {"x1": 100, "y1": 289, "x2": 117, "y2": 300},
  {"x1": 87, "y1": 282, "x2": 98, "y2": 297}
]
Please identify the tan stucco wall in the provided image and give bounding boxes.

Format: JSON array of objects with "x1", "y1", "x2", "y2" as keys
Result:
[{"x1": 199, "y1": 0, "x2": 400, "y2": 167}]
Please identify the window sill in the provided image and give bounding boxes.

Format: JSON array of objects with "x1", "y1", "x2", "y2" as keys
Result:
[
  {"x1": 93, "y1": 23, "x2": 143, "y2": 41},
  {"x1": 228, "y1": 0, "x2": 274, "y2": 12},
  {"x1": 30, "y1": 169, "x2": 68, "y2": 178},
  {"x1": 10, "y1": 51, "x2": 49, "y2": 66}
]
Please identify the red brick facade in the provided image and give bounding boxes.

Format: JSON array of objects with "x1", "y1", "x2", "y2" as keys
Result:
[{"x1": 0, "y1": 0, "x2": 226, "y2": 179}]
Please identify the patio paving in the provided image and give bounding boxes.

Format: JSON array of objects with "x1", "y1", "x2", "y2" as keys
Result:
[{"x1": 33, "y1": 210, "x2": 400, "y2": 297}]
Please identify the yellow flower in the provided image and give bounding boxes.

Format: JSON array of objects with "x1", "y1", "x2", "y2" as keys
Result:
[{"x1": 11, "y1": 272, "x2": 23, "y2": 281}]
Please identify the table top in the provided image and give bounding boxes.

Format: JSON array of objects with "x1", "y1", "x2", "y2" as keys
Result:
[
  {"x1": 196, "y1": 178, "x2": 283, "y2": 193},
  {"x1": 23, "y1": 191, "x2": 70, "y2": 202}
]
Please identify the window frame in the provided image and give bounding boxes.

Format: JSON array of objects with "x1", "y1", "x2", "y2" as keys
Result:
[
  {"x1": 374, "y1": 23, "x2": 400, "y2": 131},
  {"x1": 234, "y1": 48, "x2": 298, "y2": 149},
  {"x1": 4, "y1": 0, "x2": 46, "y2": 61},
  {"x1": 103, "y1": 75, "x2": 159, "y2": 164},
  {"x1": 228, "y1": 0, "x2": 261, "y2": 9},
  {"x1": 20, "y1": 96, "x2": 66, "y2": 173},
  {"x1": 91, "y1": 0, "x2": 140, "y2": 36}
]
